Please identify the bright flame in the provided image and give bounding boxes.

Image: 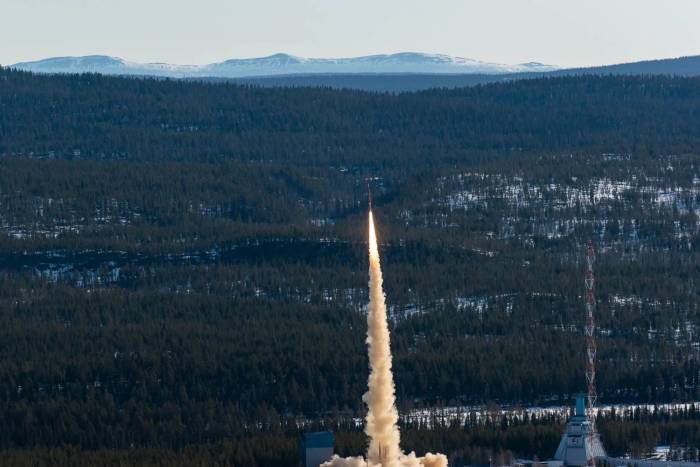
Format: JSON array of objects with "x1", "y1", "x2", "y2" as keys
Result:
[{"x1": 369, "y1": 210, "x2": 379, "y2": 260}]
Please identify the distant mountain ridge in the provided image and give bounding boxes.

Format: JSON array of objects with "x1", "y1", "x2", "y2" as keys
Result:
[
  {"x1": 9, "y1": 53, "x2": 700, "y2": 92},
  {"x1": 9, "y1": 52, "x2": 558, "y2": 77}
]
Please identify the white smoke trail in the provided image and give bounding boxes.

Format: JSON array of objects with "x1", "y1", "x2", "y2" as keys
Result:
[
  {"x1": 364, "y1": 209, "x2": 402, "y2": 466},
  {"x1": 323, "y1": 211, "x2": 447, "y2": 467}
]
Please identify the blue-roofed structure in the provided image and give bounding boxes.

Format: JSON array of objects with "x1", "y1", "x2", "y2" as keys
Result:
[{"x1": 301, "y1": 431, "x2": 334, "y2": 467}]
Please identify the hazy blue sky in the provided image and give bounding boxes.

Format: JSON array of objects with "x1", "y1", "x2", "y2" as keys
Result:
[{"x1": 3, "y1": 0, "x2": 699, "y2": 67}]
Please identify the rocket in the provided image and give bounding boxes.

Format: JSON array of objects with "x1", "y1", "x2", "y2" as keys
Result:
[{"x1": 368, "y1": 182, "x2": 372, "y2": 210}]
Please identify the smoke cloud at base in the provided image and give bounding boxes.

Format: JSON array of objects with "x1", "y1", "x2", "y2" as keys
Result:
[
  {"x1": 323, "y1": 456, "x2": 367, "y2": 467},
  {"x1": 322, "y1": 211, "x2": 448, "y2": 467},
  {"x1": 323, "y1": 452, "x2": 448, "y2": 467}
]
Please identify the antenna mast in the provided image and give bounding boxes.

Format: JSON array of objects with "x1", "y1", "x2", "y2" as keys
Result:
[{"x1": 584, "y1": 241, "x2": 597, "y2": 421}]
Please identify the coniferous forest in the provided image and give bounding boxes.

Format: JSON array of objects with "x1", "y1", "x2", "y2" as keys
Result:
[{"x1": 2, "y1": 67, "x2": 700, "y2": 464}]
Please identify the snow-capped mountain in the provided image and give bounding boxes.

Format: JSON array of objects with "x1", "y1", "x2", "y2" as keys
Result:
[
  {"x1": 10, "y1": 53, "x2": 558, "y2": 78},
  {"x1": 9, "y1": 55, "x2": 200, "y2": 77}
]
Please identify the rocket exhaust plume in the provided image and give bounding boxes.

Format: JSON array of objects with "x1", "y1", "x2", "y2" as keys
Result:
[
  {"x1": 364, "y1": 209, "x2": 401, "y2": 466},
  {"x1": 323, "y1": 210, "x2": 447, "y2": 467}
]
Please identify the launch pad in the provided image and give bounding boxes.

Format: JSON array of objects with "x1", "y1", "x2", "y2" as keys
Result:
[{"x1": 552, "y1": 395, "x2": 606, "y2": 467}]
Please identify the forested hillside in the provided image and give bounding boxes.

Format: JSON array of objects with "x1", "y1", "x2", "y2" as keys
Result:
[
  {"x1": 2, "y1": 69, "x2": 700, "y2": 166},
  {"x1": 1, "y1": 68, "x2": 700, "y2": 464}
]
